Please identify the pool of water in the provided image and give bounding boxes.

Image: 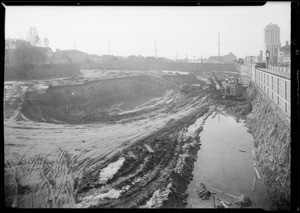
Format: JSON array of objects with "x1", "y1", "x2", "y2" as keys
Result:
[{"x1": 186, "y1": 112, "x2": 271, "y2": 209}]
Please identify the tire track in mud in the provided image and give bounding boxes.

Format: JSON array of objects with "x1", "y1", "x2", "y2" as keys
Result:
[
  {"x1": 71, "y1": 96, "x2": 217, "y2": 208},
  {"x1": 5, "y1": 83, "x2": 214, "y2": 208}
]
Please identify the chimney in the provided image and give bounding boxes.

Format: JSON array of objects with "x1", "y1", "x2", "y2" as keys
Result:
[{"x1": 285, "y1": 41, "x2": 289, "y2": 46}]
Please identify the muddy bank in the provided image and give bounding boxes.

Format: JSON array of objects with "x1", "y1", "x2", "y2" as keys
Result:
[
  {"x1": 224, "y1": 82, "x2": 290, "y2": 210},
  {"x1": 245, "y1": 85, "x2": 290, "y2": 210},
  {"x1": 72, "y1": 94, "x2": 213, "y2": 208}
]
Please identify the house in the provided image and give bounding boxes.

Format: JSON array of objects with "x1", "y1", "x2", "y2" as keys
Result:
[
  {"x1": 52, "y1": 49, "x2": 86, "y2": 64},
  {"x1": 208, "y1": 52, "x2": 237, "y2": 64},
  {"x1": 208, "y1": 56, "x2": 222, "y2": 63},
  {"x1": 222, "y1": 52, "x2": 237, "y2": 64},
  {"x1": 277, "y1": 41, "x2": 290, "y2": 67},
  {"x1": 85, "y1": 54, "x2": 102, "y2": 63},
  {"x1": 50, "y1": 53, "x2": 70, "y2": 64}
]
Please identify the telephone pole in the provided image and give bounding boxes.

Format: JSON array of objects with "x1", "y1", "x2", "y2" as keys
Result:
[
  {"x1": 109, "y1": 41, "x2": 111, "y2": 55},
  {"x1": 218, "y1": 32, "x2": 220, "y2": 64},
  {"x1": 155, "y1": 39, "x2": 157, "y2": 58}
]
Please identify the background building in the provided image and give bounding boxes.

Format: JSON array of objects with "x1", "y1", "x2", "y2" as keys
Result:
[
  {"x1": 51, "y1": 49, "x2": 86, "y2": 64},
  {"x1": 258, "y1": 50, "x2": 263, "y2": 62},
  {"x1": 277, "y1": 41, "x2": 290, "y2": 67},
  {"x1": 222, "y1": 52, "x2": 237, "y2": 64},
  {"x1": 264, "y1": 23, "x2": 281, "y2": 61},
  {"x1": 208, "y1": 52, "x2": 237, "y2": 64}
]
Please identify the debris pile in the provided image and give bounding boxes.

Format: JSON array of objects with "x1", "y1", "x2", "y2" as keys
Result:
[
  {"x1": 196, "y1": 183, "x2": 211, "y2": 200},
  {"x1": 235, "y1": 195, "x2": 252, "y2": 207}
]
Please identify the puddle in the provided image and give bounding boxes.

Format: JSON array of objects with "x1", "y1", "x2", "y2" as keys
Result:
[{"x1": 186, "y1": 113, "x2": 271, "y2": 210}]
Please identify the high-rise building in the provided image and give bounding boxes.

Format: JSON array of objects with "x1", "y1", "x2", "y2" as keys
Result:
[{"x1": 264, "y1": 23, "x2": 281, "y2": 60}]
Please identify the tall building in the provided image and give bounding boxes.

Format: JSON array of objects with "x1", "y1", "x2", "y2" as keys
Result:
[{"x1": 264, "y1": 23, "x2": 281, "y2": 60}]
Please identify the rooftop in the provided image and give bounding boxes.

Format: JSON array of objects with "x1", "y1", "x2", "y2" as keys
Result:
[
  {"x1": 258, "y1": 68, "x2": 290, "y2": 80},
  {"x1": 280, "y1": 45, "x2": 290, "y2": 53}
]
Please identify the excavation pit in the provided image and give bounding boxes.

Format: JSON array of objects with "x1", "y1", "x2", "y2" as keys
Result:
[{"x1": 20, "y1": 74, "x2": 200, "y2": 124}]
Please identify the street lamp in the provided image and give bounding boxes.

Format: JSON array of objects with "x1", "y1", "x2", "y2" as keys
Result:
[
  {"x1": 250, "y1": 56, "x2": 253, "y2": 64},
  {"x1": 266, "y1": 50, "x2": 270, "y2": 69}
]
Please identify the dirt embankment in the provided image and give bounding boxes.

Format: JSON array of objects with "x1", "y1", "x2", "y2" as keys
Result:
[
  {"x1": 20, "y1": 74, "x2": 200, "y2": 124},
  {"x1": 224, "y1": 81, "x2": 290, "y2": 210},
  {"x1": 245, "y1": 85, "x2": 290, "y2": 210}
]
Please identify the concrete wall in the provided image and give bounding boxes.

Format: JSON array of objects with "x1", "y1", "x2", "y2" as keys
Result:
[
  {"x1": 255, "y1": 68, "x2": 290, "y2": 117},
  {"x1": 239, "y1": 64, "x2": 290, "y2": 118}
]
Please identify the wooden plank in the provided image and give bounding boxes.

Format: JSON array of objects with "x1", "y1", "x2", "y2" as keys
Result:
[
  {"x1": 128, "y1": 151, "x2": 137, "y2": 159},
  {"x1": 207, "y1": 187, "x2": 238, "y2": 199},
  {"x1": 254, "y1": 166, "x2": 261, "y2": 180},
  {"x1": 251, "y1": 176, "x2": 257, "y2": 191},
  {"x1": 215, "y1": 196, "x2": 231, "y2": 206},
  {"x1": 144, "y1": 144, "x2": 154, "y2": 153}
]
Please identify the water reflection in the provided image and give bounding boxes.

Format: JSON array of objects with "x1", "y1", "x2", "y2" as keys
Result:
[{"x1": 186, "y1": 112, "x2": 271, "y2": 209}]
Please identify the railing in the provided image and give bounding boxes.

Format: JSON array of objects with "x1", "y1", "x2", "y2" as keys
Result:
[{"x1": 268, "y1": 65, "x2": 290, "y2": 74}]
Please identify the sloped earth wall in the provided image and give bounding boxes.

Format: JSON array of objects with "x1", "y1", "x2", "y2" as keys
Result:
[
  {"x1": 20, "y1": 75, "x2": 199, "y2": 124},
  {"x1": 225, "y1": 82, "x2": 290, "y2": 210}
]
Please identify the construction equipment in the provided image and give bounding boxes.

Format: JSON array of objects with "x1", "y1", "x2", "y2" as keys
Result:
[
  {"x1": 208, "y1": 73, "x2": 244, "y2": 99},
  {"x1": 220, "y1": 76, "x2": 243, "y2": 99}
]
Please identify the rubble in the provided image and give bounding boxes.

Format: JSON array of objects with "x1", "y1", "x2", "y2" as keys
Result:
[
  {"x1": 196, "y1": 183, "x2": 211, "y2": 200},
  {"x1": 234, "y1": 195, "x2": 252, "y2": 207}
]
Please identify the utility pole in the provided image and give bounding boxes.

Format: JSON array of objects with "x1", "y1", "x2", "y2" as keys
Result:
[
  {"x1": 108, "y1": 41, "x2": 111, "y2": 56},
  {"x1": 218, "y1": 32, "x2": 220, "y2": 64},
  {"x1": 109, "y1": 41, "x2": 110, "y2": 56},
  {"x1": 155, "y1": 39, "x2": 157, "y2": 58}
]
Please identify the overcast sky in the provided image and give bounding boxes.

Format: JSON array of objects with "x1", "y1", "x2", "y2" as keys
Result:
[{"x1": 5, "y1": 2, "x2": 291, "y2": 59}]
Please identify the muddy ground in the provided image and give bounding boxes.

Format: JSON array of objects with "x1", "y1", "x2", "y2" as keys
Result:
[{"x1": 3, "y1": 69, "x2": 288, "y2": 209}]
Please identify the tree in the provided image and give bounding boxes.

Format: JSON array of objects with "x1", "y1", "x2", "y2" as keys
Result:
[{"x1": 5, "y1": 39, "x2": 47, "y2": 78}]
